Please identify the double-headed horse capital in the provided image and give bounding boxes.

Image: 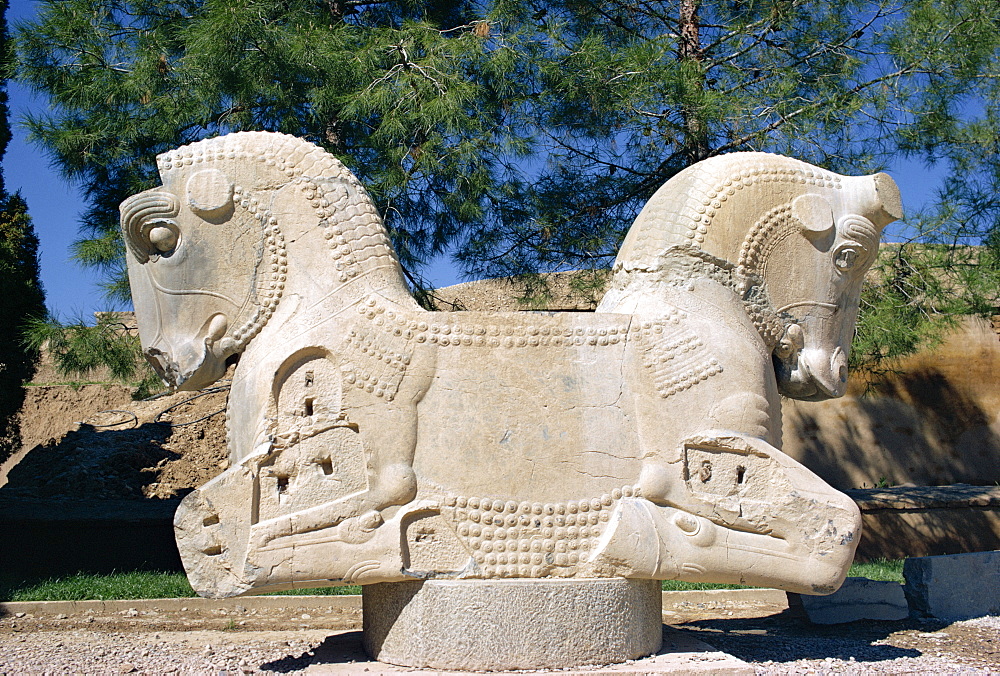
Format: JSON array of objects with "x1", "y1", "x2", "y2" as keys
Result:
[{"x1": 120, "y1": 132, "x2": 899, "y2": 598}]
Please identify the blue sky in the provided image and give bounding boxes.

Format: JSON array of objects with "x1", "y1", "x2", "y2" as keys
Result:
[
  {"x1": 7, "y1": 0, "x2": 117, "y2": 319},
  {"x1": 5, "y1": 0, "x2": 950, "y2": 320}
]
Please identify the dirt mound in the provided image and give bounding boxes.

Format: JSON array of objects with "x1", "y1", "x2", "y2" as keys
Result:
[
  {"x1": 20, "y1": 384, "x2": 135, "y2": 451},
  {"x1": 3, "y1": 380, "x2": 230, "y2": 501}
]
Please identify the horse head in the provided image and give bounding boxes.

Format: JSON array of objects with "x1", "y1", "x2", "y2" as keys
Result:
[
  {"x1": 600, "y1": 152, "x2": 902, "y2": 401},
  {"x1": 120, "y1": 132, "x2": 409, "y2": 391},
  {"x1": 120, "y1": 169, "x2": 262, "y2": 390},
  {"x1": 759, "y1": 174, "x2": 901, "y2": 399}
]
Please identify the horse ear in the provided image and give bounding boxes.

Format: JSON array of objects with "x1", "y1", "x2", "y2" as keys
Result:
[
  {"x1": 872, "y1": 172, "x2": 904, "y2": 228},
  {"x1": 120, "y1": 190, "x2": 180, "y2": 263},
  {"x1": 792, "y1": 193, "x2": 835, "y2": 238}
]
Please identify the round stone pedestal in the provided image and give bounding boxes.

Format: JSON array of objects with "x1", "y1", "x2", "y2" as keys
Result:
[{"x1": 362, "y1": 577, "x2": 662, "y2": 671}]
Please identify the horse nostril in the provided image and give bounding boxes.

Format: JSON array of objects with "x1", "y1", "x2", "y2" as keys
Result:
[
  {"x1": 831, "y1": 347, "x2": 848, "y2": 383},
  {"x1": 145, "y1": 347, "x2": 174, "y2": 383}
]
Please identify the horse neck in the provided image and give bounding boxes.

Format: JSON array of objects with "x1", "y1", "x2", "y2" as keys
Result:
[
  {"x1": 227, "y1": 195, "x2": 419, "y2": 462},
  {"x1": 245, "y1": 208, "x2": 420, "y2": 351},
  {"x1": 599, "y1": 245, "x2": 784, "y2": 353}
]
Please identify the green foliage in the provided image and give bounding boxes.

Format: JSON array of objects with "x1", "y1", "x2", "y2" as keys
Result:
[
  {"x1": 847, "y1": 558, "x2": 904, "y2": 583},
  {"x1": 853, "y1": 240, "x2": 1000, "y2": 377},
  {"x1": 1, "y1": 570, "x2": 196, "y2": 601},
  {"x1": 0, "y1": 569, "x2": 357, "y2": 601},
  {"x1": 16, "y1": 0, "x2": 526, "y2": 295},
  {"x1": 13, "y1": 0, "x2": 1000, "y2": 364},
  {"x1": 661, "y1": 579, "x2": 749, "y2": 591},
  {"x1": 262, "y1": 585, "x2": 362, "y2": 596},
  {"x1": 0, "y1": 561, "x2": 903, "y2": 600},
  {"x1": 0, "y1": 193, "x2": 45, "y2": 461},
  {"x1": 24, "y1": 313, "x2": 161, "y2": 397},
  {"x1": 0, "y1": 1, "x2": 47, "y2": 463}
]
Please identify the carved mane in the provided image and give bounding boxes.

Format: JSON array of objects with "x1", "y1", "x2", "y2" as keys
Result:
[
  {"x1": 601, "y1": 152, "x2": 889, "y2": 348},
  {"x1": 123, "y1": 131, "x2": 413, "y2": 353},
  {"x1": 612, "y1": 152, "x2": 845, "y2": 274}
]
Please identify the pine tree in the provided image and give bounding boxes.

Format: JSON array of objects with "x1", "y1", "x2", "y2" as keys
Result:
[
  {"x1": 13, "y1": 0, "x2": 1000, "y2": 369},
  {"x1": 16, "y1": 0, "x2": 526, "y2": 297},
  {"x1": 0, "y1": 0, "x2": 46, "y2": 461},
  {"x1": 0, "y1": 193, "x2": 46, "y2": 460}
]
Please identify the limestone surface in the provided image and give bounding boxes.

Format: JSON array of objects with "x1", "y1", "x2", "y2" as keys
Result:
[
  {"x1": 120, "y1": 132, "x2": 900, "y2": 598},
  {"x1": 362, "y1": 578, "x2": 663, "y2": 670}
]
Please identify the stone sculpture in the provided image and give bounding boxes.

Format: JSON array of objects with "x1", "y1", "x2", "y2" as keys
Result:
[{"x1": 121, "y1": 132, "x2": 899, "y2": 606}]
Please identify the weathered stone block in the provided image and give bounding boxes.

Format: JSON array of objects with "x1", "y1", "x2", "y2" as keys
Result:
[
  {"x1": 847, "y1": 485, "x2": 1000, "y2": 562},
  {"x1": 797, "y1": 577, "x2": 908, "y2": 624},
  {"x1": 362, "y1": 578, "x2": 662, "y2": 670},
  {"x1": 904, "y1": 550, "x2": 1000, "y2": 619}
]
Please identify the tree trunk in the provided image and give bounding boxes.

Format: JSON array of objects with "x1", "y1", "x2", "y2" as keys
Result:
[{"x1": 678, "y1": 0, "x2": 708, "y2": 164}]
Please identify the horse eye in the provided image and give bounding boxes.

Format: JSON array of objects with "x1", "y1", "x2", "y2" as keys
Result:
[
  {"x1": 148, "y1": 223, "x2": 178, "y2": 254},
  {"x1": 834, "y1": 245, "x2": 860, "y2": 271}
]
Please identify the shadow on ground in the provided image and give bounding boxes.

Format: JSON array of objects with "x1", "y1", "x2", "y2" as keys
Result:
[
  {"x1": 257, "y1": 616, "x2": 940, "y2": 672},
  {"x1": 0, "y1": 423, "x2": 186, "y2": 580},
  {"x1": 262, "y1": 631, "x2": 368, "y2": 673},
  {"x1": 677, "y1": 611, "x2": 943, "y2": 665}
]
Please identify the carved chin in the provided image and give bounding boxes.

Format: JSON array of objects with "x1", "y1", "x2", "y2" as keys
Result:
[
  {"x1": 146, "y1": 344, "x2": 226, "y2": 392},
  {"x1": 774, "y1": 354, "x2": 846, "y2": 402},
  {"x1": 777, "y1": 374, "x2": 825, "y2": 401}
]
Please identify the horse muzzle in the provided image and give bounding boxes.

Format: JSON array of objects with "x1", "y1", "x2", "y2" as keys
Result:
[
  {"x1": 776, "y1": 345, "x2": 848, "y2": 401},
  {"x1": 145, "y1": 340, "x2": 224, "y2": 392}
]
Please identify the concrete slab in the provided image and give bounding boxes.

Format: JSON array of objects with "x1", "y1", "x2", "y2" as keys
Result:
[
  {"x1": 904, "y1": 550, "x2": 1000, "y2": 620},
  {"x1": 302, "y1": 627, "x2": 752, "y2": 675},
  {"x1": 0, "y1": 588, "x2": 789, "y2": 619},
  {"x1": 795, "y1": 577, "x2": 908, "y2": 624}
]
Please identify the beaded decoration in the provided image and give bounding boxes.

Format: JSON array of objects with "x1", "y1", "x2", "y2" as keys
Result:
[{"x1": 439, "y1": 486, "x2": 639, "y2": 578}]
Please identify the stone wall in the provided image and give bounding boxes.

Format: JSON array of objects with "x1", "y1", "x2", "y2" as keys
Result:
[
  {"x1": 783, "y1": 316, "x2": 1000, "y2": 489},
  {"x1": 846, "y1": 485, "x2": 1000, "y2": 561}
]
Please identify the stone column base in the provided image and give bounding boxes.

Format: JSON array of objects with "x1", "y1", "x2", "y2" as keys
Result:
[{"x1": 362, "y1": 577, "x2": 663, "y2": 671}]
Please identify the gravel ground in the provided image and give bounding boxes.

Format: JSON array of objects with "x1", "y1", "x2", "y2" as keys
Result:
[
  {"x1": 703, "y1": 614, "x2": 1000, "y2": 675},
  {"x1": 1, "y1": 605, "x2": 998, "y2": 674},
  {"x1": 0, "y1": 628, "x2": 341, "y2": 674}
]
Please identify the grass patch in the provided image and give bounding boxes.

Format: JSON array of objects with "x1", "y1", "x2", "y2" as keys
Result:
[
  {"x1": 661, "y1": 579, "x2": 748, "y2": 591},
  {"x1": 1, "y1": 571, "x2": 197, "y2": 602},
  {"x1": 847, "y1": 558, "x2": 904, "y2": 583},
  {"x1": 24, "y1": 381, "x2": 119, "y2": 387},
  {"x1": 1, "y1": 559, "x2": 904, "y2": 601},
  {"x1": 0, "y1": 571, "x2": 363, "y2": 602},
  {"x1": 263, "y1": 586, "x2": 361, "y2": 596}
]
